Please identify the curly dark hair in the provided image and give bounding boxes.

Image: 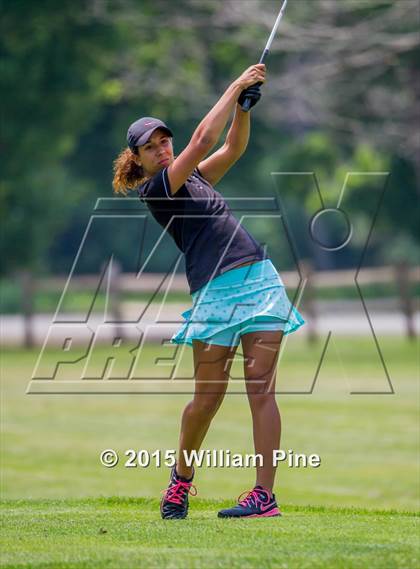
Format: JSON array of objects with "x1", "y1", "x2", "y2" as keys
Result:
[{"x1": 112, "y1": 147, "x2": 148, "y2": 195}]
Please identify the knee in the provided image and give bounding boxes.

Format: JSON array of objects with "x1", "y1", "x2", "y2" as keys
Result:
[
  {"x1": 189, "y1": 394, "x2": 225, "y2": 419},
  {"x1": 246, "y1": 379, "x2": 277, "y2": 410}
]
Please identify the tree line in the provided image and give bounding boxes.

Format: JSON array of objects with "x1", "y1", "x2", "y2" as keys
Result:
[{"x1": 1, "y1": 0, "x2": 418, "y2": 280}]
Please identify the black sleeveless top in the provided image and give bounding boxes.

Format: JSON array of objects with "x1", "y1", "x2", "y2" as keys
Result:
[{"x1": 137, "y1": 166, "x2": 268, "y2": 295}]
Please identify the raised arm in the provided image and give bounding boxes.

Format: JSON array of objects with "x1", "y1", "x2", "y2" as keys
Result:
[
  {"x1": 166, "y1": 64, "x2": 266, "y2": 195},
  {"x1": 197, "y1": 104, "x2": 251, "y2": 186},
  {"x1": 225, "y1": 103, "x2": 251, "y2": 155}
]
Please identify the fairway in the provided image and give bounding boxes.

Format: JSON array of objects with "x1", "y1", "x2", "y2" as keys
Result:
[
  {"x1": 3, "y1": 0, "x2": 419, "y2": 566},
  {"x1": 1, "y1": 336, "x2": 419, "y2": 567},
  {"x1": 1, "y1": 498, "x2": 418, "y2": 569}
]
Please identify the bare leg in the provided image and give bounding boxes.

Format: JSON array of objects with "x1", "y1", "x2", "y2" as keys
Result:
[
  {"x1": 176, "y1": 340, "x2": 238, "y2": 479},
  {"x1": 240, "y1": 330, "x2": 283, "y2": 492}
]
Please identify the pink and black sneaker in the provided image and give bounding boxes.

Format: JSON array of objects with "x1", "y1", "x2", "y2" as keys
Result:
[
  {"x1": 218, "y1": 485, "x2": 281, "y2": 518},
  {"x1": 160, "y1": 465, "x2": 196, "y2": 519}
]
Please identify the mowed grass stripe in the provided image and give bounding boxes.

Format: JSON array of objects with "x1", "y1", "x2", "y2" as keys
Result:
[{"x1": 1, "y1": 499, "x2": 419, "y2": 569}]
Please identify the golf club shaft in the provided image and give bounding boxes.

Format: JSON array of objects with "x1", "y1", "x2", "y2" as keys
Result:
[
  {"x1": 241, "y1": 0, "x2": 288, "y2": 112},
  {"x1": 263, "y1": 0, "x2": 288, "y2": 55}
]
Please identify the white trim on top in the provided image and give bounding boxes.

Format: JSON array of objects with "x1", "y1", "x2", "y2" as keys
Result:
[{"x1": 162, "y1": 167, "x2": 175, "y2": 200}]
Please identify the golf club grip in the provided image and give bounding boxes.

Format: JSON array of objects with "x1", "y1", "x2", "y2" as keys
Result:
[
  {"x1": 241, "y1": 97, "x2": 253, "y2": 113},
  {"x1": 240, "y1": 81, "x2": 263, "y2": 112},
  {"x1": 241, "y1": 50, "x2": 269, "y2": 112}
]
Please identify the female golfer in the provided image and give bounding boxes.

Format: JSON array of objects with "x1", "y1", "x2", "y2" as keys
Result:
[{"x1": 113, "y1": 63, "x2": 305, "y2": 519}]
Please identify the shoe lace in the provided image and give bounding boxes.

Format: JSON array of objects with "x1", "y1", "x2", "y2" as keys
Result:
[
  {"x1": 162, "y1": 480, "x2": 197, "y2": 505},
  {"x1": 237, "y1": 488, "x2": 269, "y2": 509}
]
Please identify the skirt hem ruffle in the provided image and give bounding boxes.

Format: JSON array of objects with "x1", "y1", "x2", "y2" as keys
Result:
[
  {"x1": 171, "y1": 307, "x2": 306, "y2": 347},
  {"x1": 170, "y1": 259, "x2": 306, "y2": 347}
]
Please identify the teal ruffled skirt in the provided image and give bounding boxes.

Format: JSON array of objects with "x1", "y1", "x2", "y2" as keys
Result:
[{"x1": 171, "y1": 259, "x2": 306, "y2": 347}]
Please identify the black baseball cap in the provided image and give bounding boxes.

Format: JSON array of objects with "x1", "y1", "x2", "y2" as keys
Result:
[{"x1": 127, "y1": 117, "x2": 173, "y2": 152}]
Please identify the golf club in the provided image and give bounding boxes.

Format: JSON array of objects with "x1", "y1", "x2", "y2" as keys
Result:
[{"x1": 241, "y1": 0, "x2": 288, "y2": 112}]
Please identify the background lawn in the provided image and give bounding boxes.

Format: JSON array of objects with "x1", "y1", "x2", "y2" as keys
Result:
[
  {"x1": 1, "y1": 498, "x2": 418, "y2": 569},
  {"x1": 1, "y1": 335, "x2": 419, "y2": 567}
]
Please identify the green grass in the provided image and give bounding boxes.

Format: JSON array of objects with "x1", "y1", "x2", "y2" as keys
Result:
[
  {"x1": 1, "y1": 498, "x2": 418, "y2": 569},
  {"x1": 1, "y1": 336, "x2": 419, "y2": 567}
]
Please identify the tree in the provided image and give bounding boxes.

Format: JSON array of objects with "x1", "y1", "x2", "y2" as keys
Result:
[{"x1": 0, "y1": 0, "x2": 121, "y2": 275}]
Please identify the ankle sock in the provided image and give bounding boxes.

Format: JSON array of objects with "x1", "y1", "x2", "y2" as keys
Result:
[
  {"x1": 254, "y1": 485, "x2": 274, "y2": 499},
  {"x1": 173, "y1": 465, "x2": 194, "y2": 483}
]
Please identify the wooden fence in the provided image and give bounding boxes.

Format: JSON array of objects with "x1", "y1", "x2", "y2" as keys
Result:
[{"x1": 10, "y1": 261, "x2": 420, "y2": 347}]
